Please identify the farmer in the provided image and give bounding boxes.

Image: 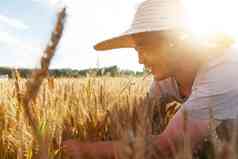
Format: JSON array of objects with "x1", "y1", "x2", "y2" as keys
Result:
[{"x1": 63, "y1": 0, "x2": 238, "y2": 158}]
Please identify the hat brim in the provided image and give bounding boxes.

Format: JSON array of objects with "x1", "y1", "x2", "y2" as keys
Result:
[{"x1": 94, "y1": 34, "x2": 136, "y2": 51}]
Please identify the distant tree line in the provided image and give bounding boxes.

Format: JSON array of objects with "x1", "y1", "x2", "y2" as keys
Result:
[{"x1": 0, "y1": 65, "x2": 146, "y2": 78}]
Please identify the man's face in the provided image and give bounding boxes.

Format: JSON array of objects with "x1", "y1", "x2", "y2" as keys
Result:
[{"x1": 133, "y1": 32, "x2": 175, "y2": 80}]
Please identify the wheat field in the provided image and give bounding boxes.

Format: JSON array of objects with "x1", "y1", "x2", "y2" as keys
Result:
[
  {"x1": 0, "y1": 76, "x2": 168, "y2": 159},
  {"x1": 0, "y1": 77, "x2": 237, "y2": 159},
  {"x1": 0, "y1": 75, "x2": 237, "y2": 159}
]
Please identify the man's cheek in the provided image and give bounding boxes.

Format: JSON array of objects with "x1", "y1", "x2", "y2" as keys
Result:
[{"x1": 146, "y1": 55, "x2": 158, "y2": 63}]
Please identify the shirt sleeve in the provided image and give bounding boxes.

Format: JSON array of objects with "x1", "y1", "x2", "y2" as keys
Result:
[
  {"x1": 148, "y1": 77, "x2": 182, "y2": 102},
  {"x1": 148, "y1": 79, "x2": 161, "y2": 98},
  {"x1": 182, "y1": 61, "x2": 238, "y2": 120}
]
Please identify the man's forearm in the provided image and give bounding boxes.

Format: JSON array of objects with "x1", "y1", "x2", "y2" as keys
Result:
[
  {"x1": 80, "y1": 134, "x2": 175, "y2": 159},
  {"x1": 151, "y1": 134, "x2": 175, "y2": 157},
  {"x1": 82, "y1": 141, "x2": 116, "y2": 159}
]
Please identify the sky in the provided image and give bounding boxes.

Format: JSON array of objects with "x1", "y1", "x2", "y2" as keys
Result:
[{"x1": 0, "y1": 0, "x2": 144, "y2": 71}]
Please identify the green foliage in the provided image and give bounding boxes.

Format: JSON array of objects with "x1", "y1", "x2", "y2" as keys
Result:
[{"x1": 0, "y1": 66, "x2": 146, "y2": 78}]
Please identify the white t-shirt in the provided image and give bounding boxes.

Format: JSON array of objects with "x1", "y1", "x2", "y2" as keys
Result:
[{"x1": 149, "y1": 45, "x2": 238, "y2": 120}]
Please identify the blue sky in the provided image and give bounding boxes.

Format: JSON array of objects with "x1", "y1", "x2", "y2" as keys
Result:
[
  {"x1": 0, "y1": 0, "x2": 144, "y2": 71},
  {"x1": 1, "y1": 0, "x2": 238, "y2": 71},
  {"x1": 0, "y1": 0, "x2": 56, "y2": 68}
]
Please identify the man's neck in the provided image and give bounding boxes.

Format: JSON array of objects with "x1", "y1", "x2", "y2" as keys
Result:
[{"x1": 173, "y1": 64, "x2": 199, "y2": 97}]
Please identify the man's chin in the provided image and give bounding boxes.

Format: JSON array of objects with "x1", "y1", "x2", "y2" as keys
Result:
[
  {"x1": 153, "y1": 75, "x2": 168, "y2": 81},
  {"x1": 153, "y1": 75, "x2": 161, "y2": 80}
]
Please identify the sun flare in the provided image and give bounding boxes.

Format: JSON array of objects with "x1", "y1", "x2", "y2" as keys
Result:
[{"x1": 182, "y1": 0, "x2": 238, "y2": 40}]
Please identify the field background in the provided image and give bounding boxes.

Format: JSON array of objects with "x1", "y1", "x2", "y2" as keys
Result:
[
  {"x1": 0, "y1": 75, "x2": 236, "y2": 159},
  {"x1": 1, "y1": 76, "x2": 174, "y2": 159}
]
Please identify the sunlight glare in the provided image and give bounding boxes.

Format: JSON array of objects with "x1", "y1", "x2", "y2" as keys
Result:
[{"x1": 182, "y1": 0, "x2": 238, "y2": 39}]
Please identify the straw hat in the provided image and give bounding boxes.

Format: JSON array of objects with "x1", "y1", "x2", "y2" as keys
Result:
[{"x1": 94, "y1": 0, "x2": 183, "y2": 51}]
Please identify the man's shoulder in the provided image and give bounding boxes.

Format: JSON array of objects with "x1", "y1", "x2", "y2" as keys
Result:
[{"x1": 193, "y1": 48, "x2": 238, "y2": 95}]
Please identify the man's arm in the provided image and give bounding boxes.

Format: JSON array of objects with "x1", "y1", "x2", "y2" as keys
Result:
[
  {"x1": 152, "y1": 109, "x2": 210, "y2": 156},
  {"x1": 63, "y1": 109, "x2": 210, "y2": 159},
  {"x1": 63, "y1": 78, "x2": 212, "y2": 159}
]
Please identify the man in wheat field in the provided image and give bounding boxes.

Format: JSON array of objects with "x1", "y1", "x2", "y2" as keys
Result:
[{"x1": 63, "y1": 0, "x2": 238, "y2": 158}]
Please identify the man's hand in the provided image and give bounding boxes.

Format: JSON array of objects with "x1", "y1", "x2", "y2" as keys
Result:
[
  {"x1": 63, "y1": 139, "x2": 85, "y2": 159},
  {"x1": 63, "y1": 139, "x2": 115, "y2": 159}
]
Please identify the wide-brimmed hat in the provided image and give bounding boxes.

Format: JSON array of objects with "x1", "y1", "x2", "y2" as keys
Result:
[{"x1": 94, "y1": 0, "x2": 183, "y2": 51}]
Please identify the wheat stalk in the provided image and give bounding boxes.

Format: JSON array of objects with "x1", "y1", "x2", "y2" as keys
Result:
[{"x1": 19, "y1": 8, "x2": 66, "y2": 159}]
